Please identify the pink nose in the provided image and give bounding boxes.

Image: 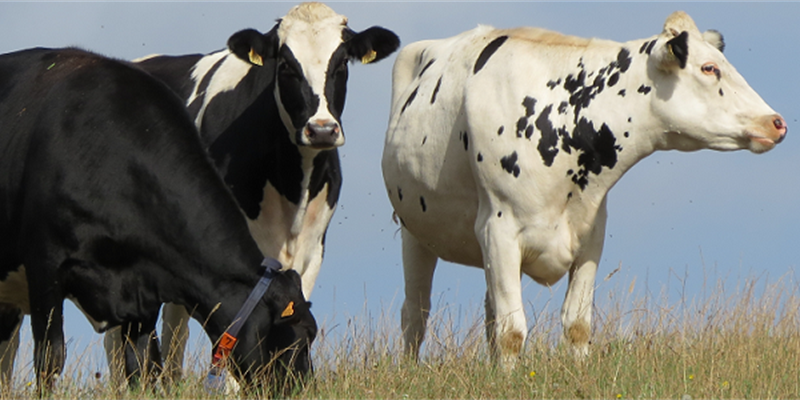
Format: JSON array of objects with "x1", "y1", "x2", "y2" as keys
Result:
[
  {"x1": 773, "y1": 115, "x2": 787, "y2": 144},
  {"x1": 305, "y1": 119, "x2": 341, "y2": 148}
]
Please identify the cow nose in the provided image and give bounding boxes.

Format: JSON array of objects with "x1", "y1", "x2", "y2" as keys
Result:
[
  {"x1": 773, "y1": 115, "x2": 787, "y2": 144},
  {"x1": 305, "y1": 120, "x2": 342, "y2": 148}
]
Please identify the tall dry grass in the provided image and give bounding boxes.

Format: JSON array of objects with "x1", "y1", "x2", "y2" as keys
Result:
[{"x1": 1, "y1": 273, "x2": 799, "y2": 399}]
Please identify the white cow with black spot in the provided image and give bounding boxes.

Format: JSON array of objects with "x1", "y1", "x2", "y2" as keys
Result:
[{"x1": 382, "y1": 11, "x2": 786, "y2": 367}]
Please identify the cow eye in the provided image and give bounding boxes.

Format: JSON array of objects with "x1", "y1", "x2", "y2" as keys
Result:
[
  {"x1": 279, "y1": 62, "x2": 301, "y2": 79},
  {"x1": 701, "y1": 62, "x2": 720, "y2": 77}
]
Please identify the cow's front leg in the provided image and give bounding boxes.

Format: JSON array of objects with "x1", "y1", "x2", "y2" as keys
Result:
[
  {"x1": 122, "y1": 319, "x2": 162, "y2": 390},
  {"x1": 400, "y1": 227, "x2": 438, "y2": 360},
  {"x1": 28, "y1": 292, "x2": 65, "y2": 393},
  {"x1": 160, "y1": 303, "x2": 189, "y2": 386},
  {"x1": 477, "y1": 212, "x2": 526, "y2": 369},
  {"x1": 103, "y1": 327, "x2": 126, "y2": 389},
  {"x1": 561, "y1": 202, "x2": 606, "y2": 358},
  {"x1": 0, "y1": 305, "x2": 22, "y2": 386},
  {"x1": 561, "y1": 258, "x2": 598, "y2": 358}
]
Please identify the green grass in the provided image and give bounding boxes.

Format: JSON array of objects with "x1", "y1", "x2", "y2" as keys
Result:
[{"x1": 2, "y1": 274, "x2": 800, "y2": 399}]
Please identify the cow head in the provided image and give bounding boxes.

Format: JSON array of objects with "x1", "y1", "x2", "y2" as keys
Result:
[
  {"x1": 230, "y1": 269, "x2": 317, "y2": 394},
  {"x1": 227, "y1": 2, "x2": 400, "y2": 150},
  {"x1": 646, "y1": 11, "x2": 786, "y2": 154}
]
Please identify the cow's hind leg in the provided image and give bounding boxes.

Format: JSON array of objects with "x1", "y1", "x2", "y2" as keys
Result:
[
  {"x1": 400, "y1": 227, "x2": 438, "y2": 360},
  {"x1": 0, "y1": 306, "x2": 22, "y2": 388},
  {"x1": 160, "y1": 303, "x2": 189, "y2": 386}
]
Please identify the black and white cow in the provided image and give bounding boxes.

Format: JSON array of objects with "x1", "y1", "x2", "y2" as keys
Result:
[
  {"x1": 121, "y1": 1, "x2": 399, "y2": 383},
  {"x1": 382, "y1": 11, "x2": 786, "y2": 367},
  {"x1": 0, "y1": 47, "x2": 316, "y2": 391}
]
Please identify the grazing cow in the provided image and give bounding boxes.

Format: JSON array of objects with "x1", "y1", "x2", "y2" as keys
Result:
[
  {"x1": 0, "y1": 47, "x2": 316, "y2": 391},
  {"x1": 123, "y1": 1, "x2": 398, "y2": 383},
  {"x1": 382, "y1": 11, "x2": 786, "y2": 367}
]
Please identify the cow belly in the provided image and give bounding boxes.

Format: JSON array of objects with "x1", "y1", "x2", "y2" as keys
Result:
[
  {"x1": 246, "y1": 181, "x2": 333, "y2": 297},
  {"x1": 384, "y1": 136, "x2": 581, "y2": 282},
  {"x1": 394, "y1": 188, "x2": 483, "y2": 267},
  {"x1": 383, "y1": 145, "x2": 484, "y2": 266}
]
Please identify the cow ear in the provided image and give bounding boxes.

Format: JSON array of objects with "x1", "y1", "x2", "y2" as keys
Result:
[
  {"x1": 703, "y1": 29, "x2": 725, "y2": 53},
  {"x1": 667, "y1": 31, "x2": 689, "y2": 69},
  {"x1": 227, "y1": 28, "x2": 276, "y2": 67},
  {"x1": 652, "y1": 30, "x2": 689, "y2": 71},
  {"x1": 345, "y1": 26, "x2": 400, "y2": 64}
]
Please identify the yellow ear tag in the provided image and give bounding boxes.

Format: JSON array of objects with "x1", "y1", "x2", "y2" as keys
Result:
[
  {"x1": 281, "y1": 301, "x2": 295, "y2": 317},
  {"x1": 248, "y1": 48, "x2": 264, "y2": 66},
  {"x1": 361, "y1": 49, "x2": 377, "y2": 64}
]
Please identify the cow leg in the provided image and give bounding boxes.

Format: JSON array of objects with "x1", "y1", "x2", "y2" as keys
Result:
[
  {"x1": 122, "y1": 319, "x2": 162, "y2": 390},
  {"x1": 0, "y1": 306, "x2": 22, "y2": 387},
  {"x1": 476, "y1": 211, "x2": 527, "y2": 369},
  {"x1": 561, "y1": 202, "x2": 606, "y2": 358},
  {"x1": 400, "y1": 227, "x2": 438, "y2": 360},
  {"x1": 561, "y1": 258, "x2": 597, "y2": 358},
  {"x1": 103, "y1": 327, "x2": 126, "y2": 389},
  {"x1": 483, "y1": 289, "x2": 496, "y2": 357},
  {"x1": 27, "y1": 293, "x2": 65, "y2": 393},
  {"x1": 160, "y1": 303, "x2": 189, "y2": 386}
]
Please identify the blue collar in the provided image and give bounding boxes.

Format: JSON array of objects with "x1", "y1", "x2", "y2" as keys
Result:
[
  {"x1": 211, "y1": 257, "x2": 283, "y2": 368},
  {"x1": 226, "y1": 257, "x2": 283, "y2": 338}
]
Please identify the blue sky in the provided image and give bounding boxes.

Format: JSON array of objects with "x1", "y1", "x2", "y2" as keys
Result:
[{"x1": 0, "y1": 2, "x2": 798, "y2": 380}]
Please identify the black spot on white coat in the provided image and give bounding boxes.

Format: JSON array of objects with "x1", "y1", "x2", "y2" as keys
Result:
[
  {"x1": 402, "y1": 86, "x2": 419, "y2": 113},
  {"x1": 418, "y1": 59, "x2": 435, "y2": 77},
  {"x1": 523, "y1": 96, "x2": 537, "y2": 117},
  {"x1": 431, "y1": 76, "x2": 442, "y2": 104},
  {"x1": 516, "y1": 117, "x2": 527, "y2": 138},
  {"x1": 473, "y1": 36, "x2": 509, "y2": 74},
  {"x1": 500, "y1": 151, "x2": 521, "y2": 178}
]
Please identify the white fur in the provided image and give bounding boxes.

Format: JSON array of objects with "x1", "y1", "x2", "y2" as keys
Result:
[{"x1": 188, "y1": 50, "x2": 252, "y2": 129}]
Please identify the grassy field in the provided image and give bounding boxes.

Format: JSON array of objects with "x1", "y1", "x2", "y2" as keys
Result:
[{"x1": 2, "y1": 274, "x2": 799, "y2": 399}]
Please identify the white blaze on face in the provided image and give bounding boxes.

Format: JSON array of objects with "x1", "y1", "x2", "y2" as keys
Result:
[{"x1": 276, "y1": 2, "x2": 348, "y2": 146}]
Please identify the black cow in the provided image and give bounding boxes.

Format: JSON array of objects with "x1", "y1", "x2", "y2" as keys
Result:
[
  {"x1": 0, "y1": 47, "x2": 316, "y2": 392},
  {"x1": 124, "y1": 1, "x2": 399, "y2": 382}
]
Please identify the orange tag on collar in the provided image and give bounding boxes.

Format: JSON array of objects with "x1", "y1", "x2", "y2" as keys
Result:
[
  {"x1": 281, "y1": 301, "x2": 295, "y2": 317},
  {"x1": 212, "y1": 332, "x2": 238, "y2": 367}
]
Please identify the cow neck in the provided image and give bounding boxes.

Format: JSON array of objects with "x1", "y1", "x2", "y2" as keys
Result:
[{"x1": 568, "y1": 39, "x2": 663, "y2": 203}]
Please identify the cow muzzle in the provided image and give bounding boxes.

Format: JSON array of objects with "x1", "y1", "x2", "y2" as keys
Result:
[
  {"x1": 746, "y1": 114, "x2": 787, "y2": 153},
  {"x1": 304, "y1": 119, "x2": 344, "y2": 149}
]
